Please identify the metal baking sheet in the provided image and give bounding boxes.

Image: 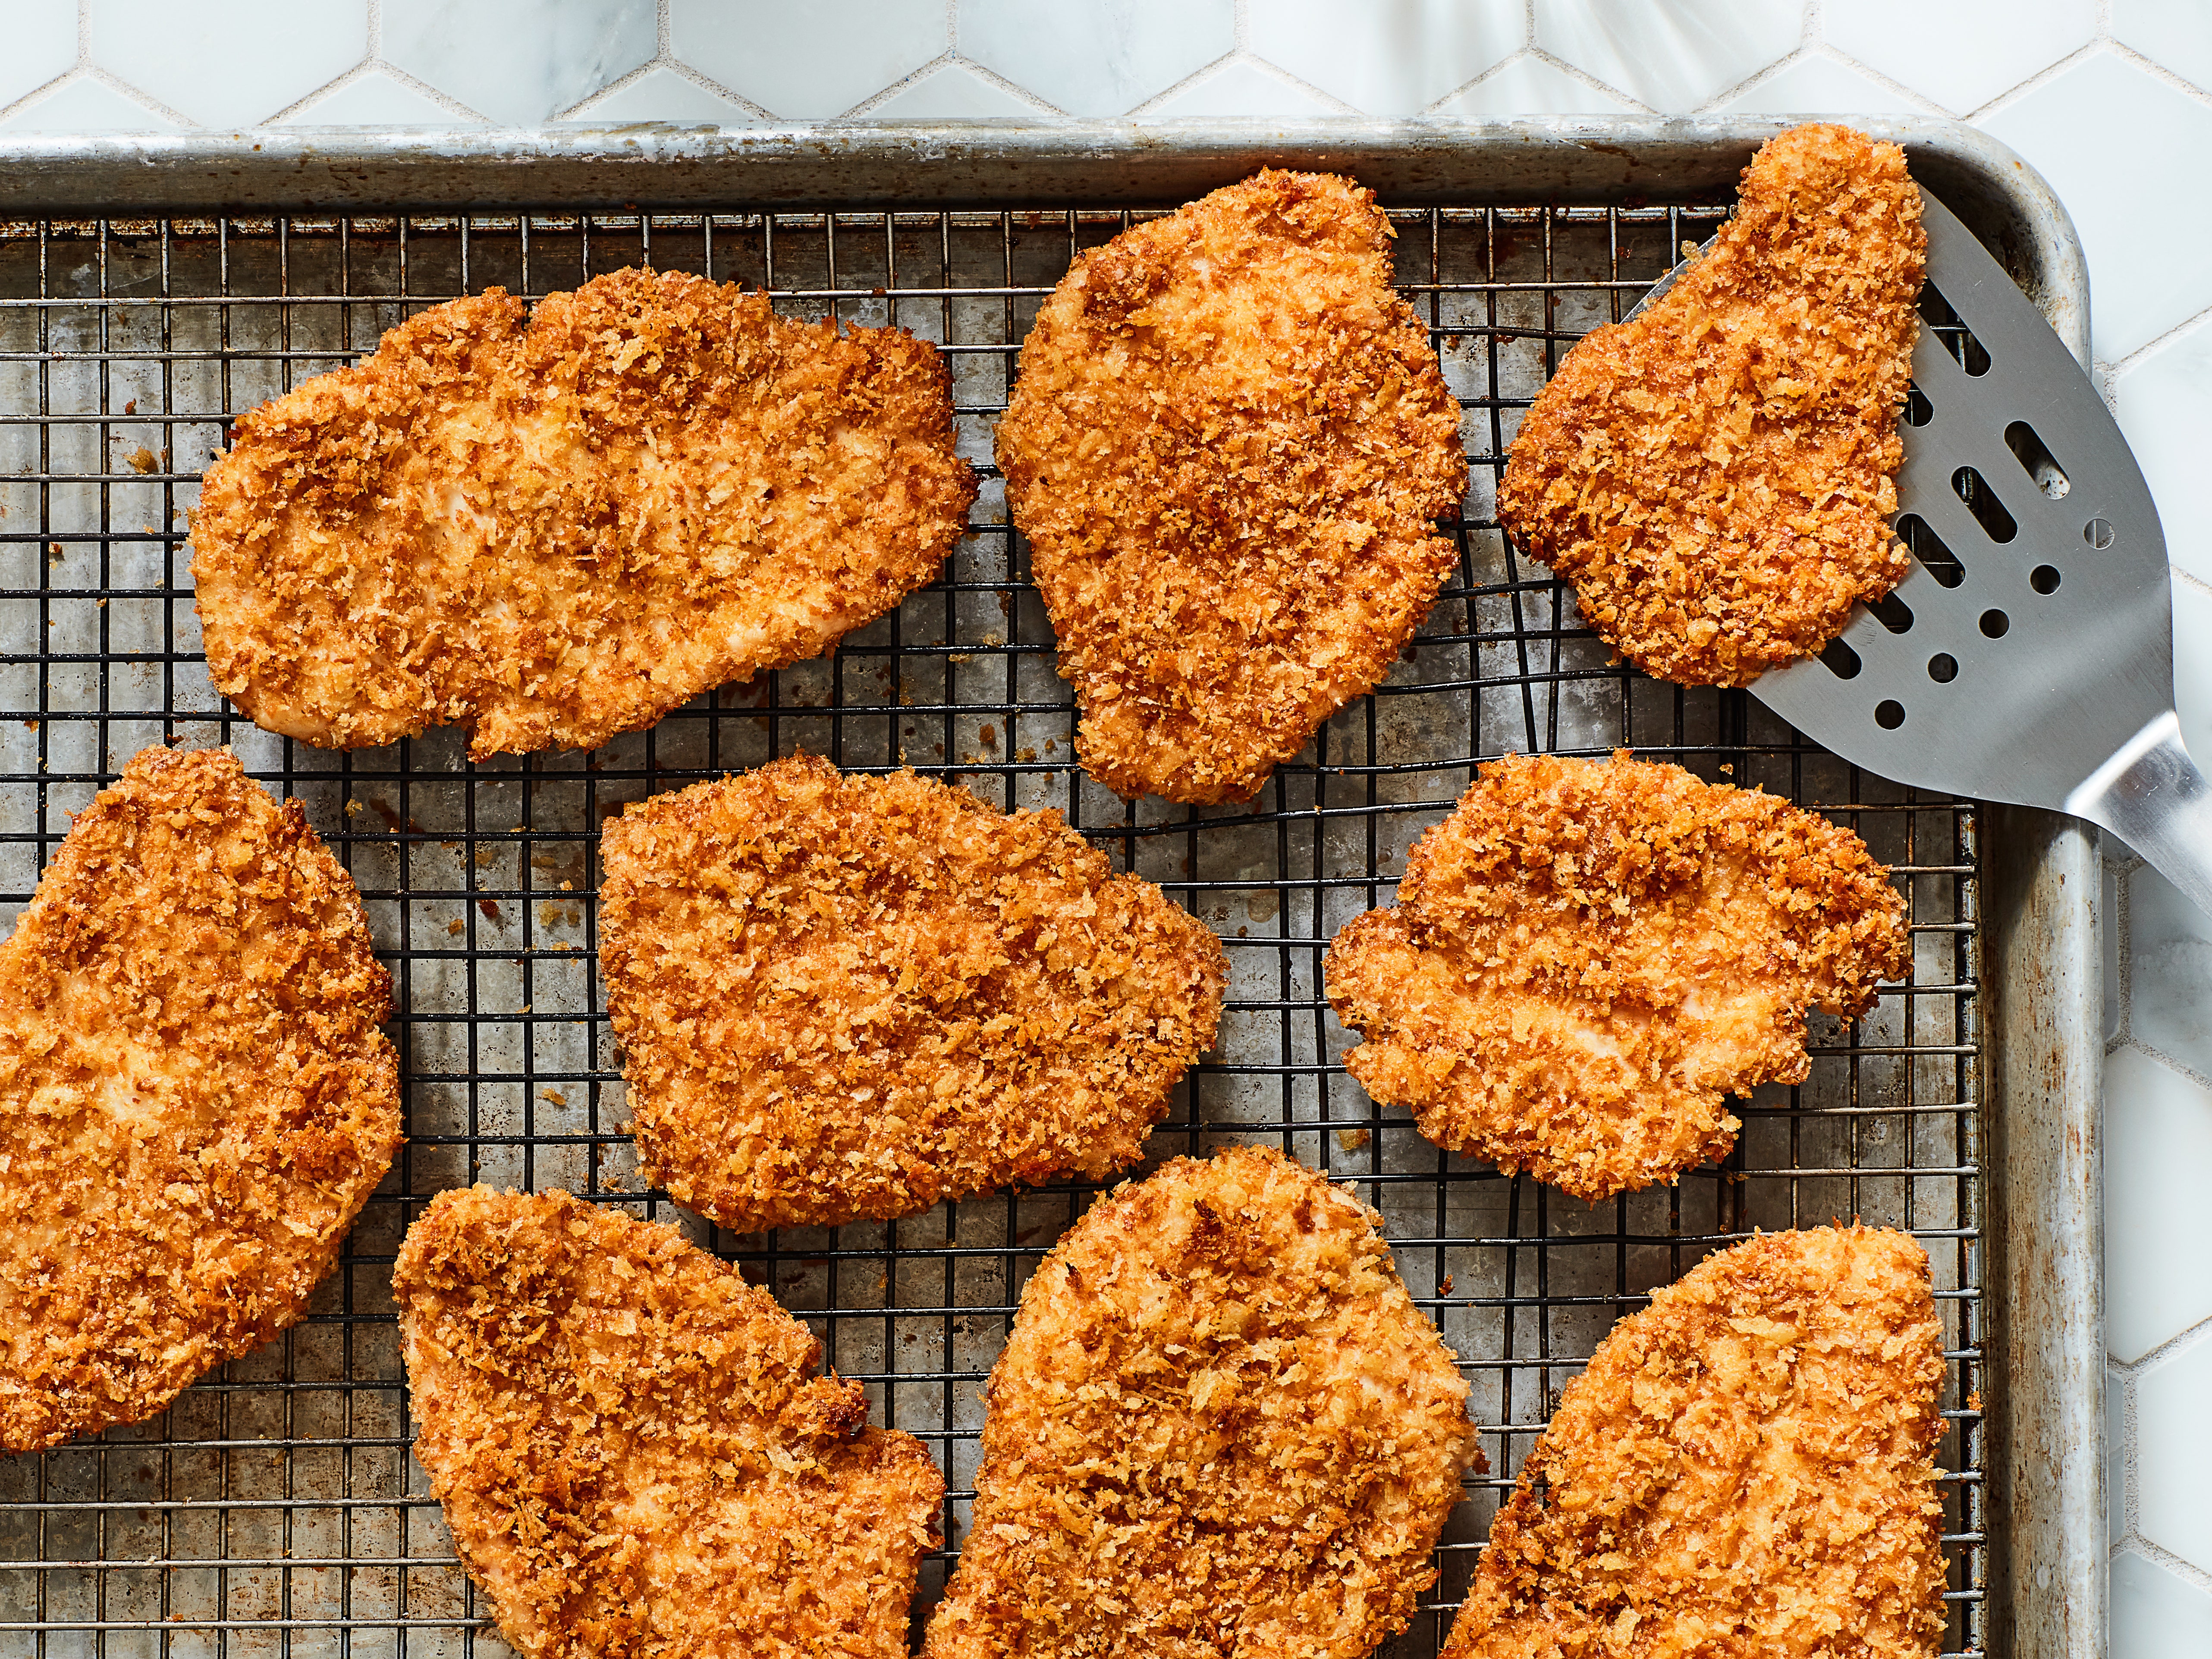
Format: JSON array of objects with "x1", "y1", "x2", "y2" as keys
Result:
[{"x1": 0, "y1": 120, "x2": 2099, "y2": 1659}]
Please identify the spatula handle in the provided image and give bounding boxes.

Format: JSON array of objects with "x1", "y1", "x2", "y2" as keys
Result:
[{"x1": 2064, "y1": 710, "x2": 2212, "y2": 917}]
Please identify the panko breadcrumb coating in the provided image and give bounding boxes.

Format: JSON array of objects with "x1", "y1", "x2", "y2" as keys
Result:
[
  {"x1": 922, "y1": 1145, "x2": 1480, "y2": 1659},
  {"x1": 1326, "y1": 753, "x2": 1905, "y2": 1201},
  {"x1": 193, "y1": 267, "x2": 977, "y2": 760},
  {"x1": 998, "y1": 169, "x2": 1467, "y2": 804},
  {"x1": 0, "y1": 745, "x2": 401, "y2": 1451},
  {"x1": 599, "y1": 755, "x2": 1227, "y2": 1232},
  {"x1": 1442, "y1": 1226, "x2": 1947, "y2": 1659},
  {"x1": 394, "y1": 1186, "x2": 943, "y2": 1659},
  {"x1": 1499, "y1": 123, "x2": 1923, "y2": 686}
]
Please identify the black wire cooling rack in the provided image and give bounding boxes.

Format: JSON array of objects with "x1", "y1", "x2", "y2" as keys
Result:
[{"x1": 0, "y1": 198, "x2": 1985, "y2": 1658}]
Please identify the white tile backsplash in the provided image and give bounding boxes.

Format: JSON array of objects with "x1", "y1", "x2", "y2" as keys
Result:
[
  {"x1": 957, "y1": 0, "x2": 1234, "y2": 116},
  {"x1": 1138, "y1": 60, "x2": 1341, "y2": 119},
  {"x1": 1826, "y1": 0, "x2": 2096, "y2": 113},
  {"x1": 671, "y1": 0, "x2": 947, "y2": 119},
  {"x1": 2127, "y1": 867, "x2": 2212, "y2": 1082},
  {"x1": 383, "y1": 0, "x2": 655, "y2": 126},
  {"x1": 0, "y1": 73, "x2": 180, "y2": 131},
  {"x1": 564, "y1": 65, "x2": 761, "y2": 125},
  {"x1": 1433, "y1": 53, "x2": 1635, "y2": 115},
  {"x1": 2111, "y1": 0, "x2": 2212, "y2": 97},
  {"x1": 1532, "y1": 0, "x2": 1803, "y2": 112},
  {"x1": 0, "y1": 3, "x2": 79, "y2": 110},
  {"x1": 1982, "y1": 51, "x2": 2212, "y2": 361},
  {"x1": 2174, "y1": 576, "x2": 2212, "y2": 767},
  {"x1": 866, "y1": 64, "x2": 1046, "y2": 118},
  {"x1": 1248, "y1": 0, "x2": 1521, "y2": 115},
  {"x1": 2102, "y1": 1045, "x2": 2212, "y2": 1363},
  {"x1": 1719, "y1": 52, "x2": 1935, "y2": 115},
  {"x1": 2134, "y1": 1329, "x2": 2212, "y2": 1573},
  {"x1": 280, "y1": 68, "x2": 472, "y2": 127},
  {"x1": 10, "y1": 0, "x2": 2212, "y2": 1641},
  {"x1": 2116, "y1": 327, "x2": 2212, "y2": 588},
  {"x1": 2108, "y1": 1365, "x2": 2130, "y2": 1546},
  {"x1": 89, "y1": 0, "x2": 365, "y2": 128},
  {"x1": 2112, "y1": 1549, "x2": 2212, "y2": 1657}
]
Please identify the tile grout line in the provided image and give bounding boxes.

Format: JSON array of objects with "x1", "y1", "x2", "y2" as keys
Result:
[
  {"x1": 2108, "y1": 295, "x2": 2212, "y2": 379},
  {"x1": 2116, "y1": 1537, "x2": 2212, "y2": 1596},
  {"x1": 2118, "y1": 1036, "x2": 2212, "y2": 1096},
  {"x1": 2111, "y1": 1360, "x2": 2136, "y2": 1543},
  {"x1": 2116, "y1": 1308, "x2": 2212, "y2": 1378}
]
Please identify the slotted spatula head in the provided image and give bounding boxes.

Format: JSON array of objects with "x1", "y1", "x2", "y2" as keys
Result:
[
  {"x1": 1750, "y1": 191, "x2": 2173, "y2": 812},
  {"x1": 1615, "y1": 187, "x2": 2212, "y2": 913}
]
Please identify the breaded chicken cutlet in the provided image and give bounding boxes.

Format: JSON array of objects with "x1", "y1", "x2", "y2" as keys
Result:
[
  {"x1": 1500, "y1": 124, "x2": 1923, "y2": 686},
  {"x1": 923, "y1": 1145, "x2": 1479, "y2": 1659},
  {"x1": 599, "y1": 754, "x2": 1227, "y2": 1232},
  {"x1": 0, "y1": 745, "x2": 400, "y2": 1451},
  {"x1": 997, "y1": 170, "x2": 1467, "y2": 804},
  {"x1": 1326, "y1": 754, "x2": 1905, "y2": 1202},
  {"x1": 193, "y1": 267, "x2": 978, "y2": 760},
  {"x1": 394, "y1": 1186, "x2": 943, "y2": 1659},
  {"x1": 1442, "y1": 1226, "x2": 1947, "y2": 1659}
]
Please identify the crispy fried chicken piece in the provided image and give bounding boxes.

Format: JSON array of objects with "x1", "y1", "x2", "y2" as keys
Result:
[
  {"x1": 922, "y1": 1144, "x2": 1480, "y2": 1659},
  {"x1": 1442, "y1": 1226, "x2": 1947, "y2": 1659},
  {"x1": 599, "y1": 754, "x2": 1227, "y2": 1232},
  {"x1": 1326, "y1": 753, "x2": 1905, "y2": 1201},
  {"x1": 0, "y1": 745, "x2": 400, "y2": 1451},
  {"x1": 193, "y1": 267, "x2": 978, "y2": 760},
  {"x1": 1499, "y1": 124, "x2": 1923, "y2": 686},
  {"x1": 998, "y1": 170, "x2": 1467, "y2": 804},
  {"x1": 394, "y1": 1186, "x2": 944, "y2": 1659}
]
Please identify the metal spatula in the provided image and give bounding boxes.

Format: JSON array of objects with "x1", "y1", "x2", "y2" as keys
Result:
[{"x1": 1618, "y1": 190, "x2": 2211, "y2": 914}]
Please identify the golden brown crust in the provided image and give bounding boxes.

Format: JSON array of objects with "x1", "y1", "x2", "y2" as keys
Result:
[
  {"x1": 998, "y1": 169, "x2": 1467, "y2": 804},
  {"x1": 599, "y1": 754, "x2": 1227, "y2": 1232},
  {"x1": 1325, "y1": 753, "x2": 1906, "y2": 1202},
  {"x1": 394, "y1": 1186, "x2": 944, "y2": 1659},
  {"x1": 922, "y1": 1145, "x2": 1480, "y2": 1659},
  {"x1": 0, "y1": 745, "x2": 401, "y2": 1451},
  {"x1": 1499, "y1": 124, "x2": 1923, "y2": 686},
  {"x1": 192, "y1": 267, "x2": 979, "y2": 760},
  {"x1": 1442, "y1": 1226, "x2": 1947, "y2": 1659}
]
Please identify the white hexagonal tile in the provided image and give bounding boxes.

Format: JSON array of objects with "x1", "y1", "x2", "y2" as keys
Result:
[
  {"x1": 1434, "y1": 53, "x2": 1634, "y2": 115},
  {"x1": 2114, "y1": 0, "x2": 2212, "y2": 99},
  {"x1": 958, "y1": 0, "x2": 1233, "y2": 117},
  {"x1": 2128, "y1": 862, "x2": 2212, "y2": 1078},
  {"x1": 385, "y1": 0, "x2": 654, "y2": 126},
  {"x1": 1718, "y1": 52, "x2": 1927, "y2": 116},
  {"x1": 2115, "y1": 326, "x2": 2212, "y2": 591},
  {"x1": 2103, "y1": 1045, "x2": 2212, "y2": 1363},
  {"x1": 89, "y1": 0, "x2": 365, "y2": 127},
  {"x1": 2111, "y1": 1549, "x2": 2212, "y2": 1657},
  {"x1": 2176, "y1": 575, "x2": 2212, "y2": 773},
  {"x1": 1250, "y1": 0, "x2": 1520, "y2": 116},
  {"x1": 0, "y1": 74, "x2": 181, "y2": 132},
  {"x1": 870, "y1": 65, "x2": 1048, "y2": 118},
  {"x1": 280, "y1": 69, "x2": 472, "y2": 127},
  {"x1": 673, "y1": 0, "x2": 946, "y2": 118},
  {"x1": 0, "y1": 3, "x2": 76, "y2": 111},
  {"x1": 1980, "y1": 53, "x2": 2212, "y2": 362},
  {"x1": 1533, "y1": 0, "x2": 1802, "y2": 113},
  {"x1": 1824, "y1": 0, "x2": 2093, "y2": 114},
  {"x1": 565, "y1": 66, "x2": 761, "y2": 124},
  {"x1": 2136, "y1": 1328, "x2": 2212, "y2": 1572},
  {"x1": 1139, "y1": 60, "x2": 1339, "y2": 119},
  {"x1": 2107, "y1": 1368, "x2": 2127, "y2": 1547}
]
